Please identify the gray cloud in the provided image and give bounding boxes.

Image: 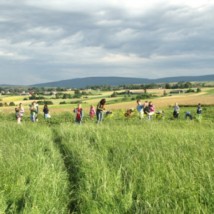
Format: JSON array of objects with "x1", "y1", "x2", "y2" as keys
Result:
[{"x1": 0, "y1": 1, "x2": 214, "y2": 84}]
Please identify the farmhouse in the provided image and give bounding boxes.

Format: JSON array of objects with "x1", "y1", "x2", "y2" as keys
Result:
[{"x1": 169, "y1": 90, "x2": 185, "y2": 94}]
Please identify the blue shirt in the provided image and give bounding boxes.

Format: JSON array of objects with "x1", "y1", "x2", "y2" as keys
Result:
[{"x1": 137, "y1": 105, "x2": 144, "y2": 112}]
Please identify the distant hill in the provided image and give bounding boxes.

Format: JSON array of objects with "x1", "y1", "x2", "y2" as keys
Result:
[{"x1": 31, "y1": 75, "x2": 214, "y2": 88}]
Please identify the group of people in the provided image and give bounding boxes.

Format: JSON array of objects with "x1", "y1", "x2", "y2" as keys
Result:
[
  {"x1": 15, "y1": 101, "x2": 51, "y2": 124},
  {"x1": 73, "y1": 98, "x2": 106, "y2": 124},
  {"x1": 133, "y1": 100, "x2": 203, "y2": 120},
  {"x1": 136, "y1": 100, "x2": 156, "y2": 120},
  {"x1": 173, "y1": 103, "x2": 202, "y2": 120},
  {"x1": 14, "y1": 98, "x2": 203, "y2": 124}
]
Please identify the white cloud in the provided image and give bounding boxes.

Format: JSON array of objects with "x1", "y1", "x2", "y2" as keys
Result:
[
  {"x1": 102, "y1": 53, "x2": 145, "y2": 64},
  {"x1": 20, "y1": 0, "x2": 214, "y2": 14},
  {"x1": 27, "y1": 26, "x2": 64, "y2": 36},
  {"x1": 0, "y1": 0, "x2": 214, "y2": 84}
]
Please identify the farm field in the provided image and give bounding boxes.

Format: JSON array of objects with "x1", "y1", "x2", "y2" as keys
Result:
[
  {"x1": 0, "y1": 87, "x2": 214, "y2": 114},
  {"x1": 0, "y1": 87, "x2": 214, "y2": 213}
]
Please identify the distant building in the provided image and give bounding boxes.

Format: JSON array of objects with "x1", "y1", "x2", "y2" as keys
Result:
[
  {"x1": 51, "y1": 91, "x2": 57, "y2": 95},
  {"x1": 43, "y1": 91, "x2": 52, "y2": 95},
  {"x1": 21, "y1": 91, "x2": 30, "y2": 95},
  {"x1": 169, "y1": 90, "x2": 184, "y2": 94},
  {"x1": 43, "y1": 91, "x2": 57, "y2": 95}
]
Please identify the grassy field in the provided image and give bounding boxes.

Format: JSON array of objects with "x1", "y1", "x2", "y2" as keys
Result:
[
  {"x1": 0, "y1": 89, "x2": 214, "y2": 213},
  {"x1": 0, "y1": 118, "x2": 214, "y2": 213},
  {"x1": 56, "y1": 121, "x2": 214, "y2": 213},
  {"x1": 0, "y1": 123, "x2": 70, "y2": 213}
]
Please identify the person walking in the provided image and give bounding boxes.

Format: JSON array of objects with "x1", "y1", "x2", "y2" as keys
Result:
[
  {"x1": 196, "y1": 103, "x2": 202, "y2": 121},
  {"x1": 15, "y1": 103, "x2": 24, "y2": 124},
  {"x1": 136, "y1": 99, "x2": 144, "y2": 119},
  {"x1": 43, "y1": 103, "x2": 51, "y2": 119},
  {"x1": 148, "y1": 101, "x2": 155, "y2": 120},
  {"x1": 30, "y1": 101, "x2": 37, "y2": 122},
  {"x1": 173, "y1": 103, "x2": 180, "y2": 119},
  {"x1": 73, "y1": 103, "x2": 83, "y2": 124},
  {"x1": 89, "y1": 105, "x2": 96, "y2": 120},
  {"x1": 143, "y1": 101, "x2": 150, "y2": 116},
  {"x1": 96, "y1": 99, "x2": 106, "y2": 123}
]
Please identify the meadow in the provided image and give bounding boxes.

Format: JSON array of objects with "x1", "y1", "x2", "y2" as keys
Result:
[{"x1": 0, "y1": 88, "x2": 214, "y2": 213}]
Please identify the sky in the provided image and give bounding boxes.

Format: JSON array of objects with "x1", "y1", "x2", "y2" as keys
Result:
[{"x1": 0, "y1": 0, "x2": 214, "y2": 85}]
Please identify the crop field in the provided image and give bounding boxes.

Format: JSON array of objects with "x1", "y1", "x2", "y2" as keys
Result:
[
  {"x1": 0, "y1": 87, "x2": 214, "y2": 114},
  {"x1": 0, "y1": 88, "x2": 214, "y2": 213}
]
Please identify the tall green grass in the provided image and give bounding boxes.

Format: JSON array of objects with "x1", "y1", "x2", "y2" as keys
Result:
[
  {"x1": 0, "y1": 109, "x2": 214, "y2": 213},
  {"x1": 57, "y1": 121, "x2": 214, "y2": 213},
  {"x1": 0, "y1": 122, "x2": 70, "y2": 214}
]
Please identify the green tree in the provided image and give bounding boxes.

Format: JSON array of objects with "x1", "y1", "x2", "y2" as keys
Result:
[{"x1": 165, "y1": 83, "x2": 171, "y2": 89}]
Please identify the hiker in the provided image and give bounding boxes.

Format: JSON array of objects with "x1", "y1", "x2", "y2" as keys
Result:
[
  {"x1": 143, "y1": 101, "x2": 150, "y2": 116},
  {"x1": 197, "y1": 103, "x2": 202, "y2": 115},
  {"x1": 43, "y1": 103, "x2": 51, "y2": 119},
  {"x1": 89, "y1": 105, "x2": 96, "y2": 120},
  {"x1": 73, "y1": 103, "x2": 83, "y2": 124},
  {"x1": 19, "y1": 103, "x2": 25, "y2": 118},
  {"x1": 96, "y1": 98, "x2": 106, "y2": 123},
  {"x1": 136, "y1": 100, "x2": 144, "y2": 119},
  {"x1": 15, "y1": 103, "x2": 24, "y2": 124},
  {"x1": 173, "y1": 103, "x2": 180, "y2": 118},
  {"x1": 148, "y1": 101, "x2": 155, "y2": 120},
  {"x1": 185, "y1": 111, "x2": 193, "y2": 120},
  {"x1": 15, "y1": 107, "x2": 19, "y2": 121},
  {"x1": 29, "y1": 101, "x2": 37, "y2": 122}
]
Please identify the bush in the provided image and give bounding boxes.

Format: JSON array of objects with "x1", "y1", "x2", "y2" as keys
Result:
[
  {"x1": 136, "y1": 94, "x2": 152, "y2": 100},
  {"x1": 110, "y1": 92, "x2": 118, "y2": 97},
  {"x1": 73, "y1": 94, "x2": 82, "y2": 98},
  {"x1": 37, "y1": 101, "x2": 53, "y2": 105},
  {"x1": 196, "y1": 88, "x2": 201, "y2": 93},
  {"x1": 186, "y1": 88, "x2": 195, "y2": 93},
  {"x1": 59, "y1": 101, "x2": 67, "y2": 105},
  {"x1": 70, "y1": 101, "x2": 82, "y2": 104},
  {"x1": 9, "y1": 102, "x2": 15, "y2": 106},
  {"x1": 29, "y1": 96, "x2": 45, "y2": 100}
]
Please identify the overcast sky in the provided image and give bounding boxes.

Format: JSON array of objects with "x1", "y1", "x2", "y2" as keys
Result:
[{"x1": 0, "y1": 0, "x2": 214, "y2": 85}]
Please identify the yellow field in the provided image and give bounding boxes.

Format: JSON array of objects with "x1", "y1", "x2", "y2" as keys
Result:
[
  {"x1": 0, "y1": 95, "x2": 29, "y2": 102},
  {"x1": 107, "y1": 95, "x2": 214, "y2": 111}
]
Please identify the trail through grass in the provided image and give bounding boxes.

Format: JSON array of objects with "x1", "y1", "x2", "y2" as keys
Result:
[
  {"x1": 0, "y1": 111, "x2": 214, "y2": 213},
  {"x1": 56, "y1": 120, "x2": 214, "y2": 213},
  {"x1": 0, "y1": 122, "x2": 70, "y2": 214}
]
